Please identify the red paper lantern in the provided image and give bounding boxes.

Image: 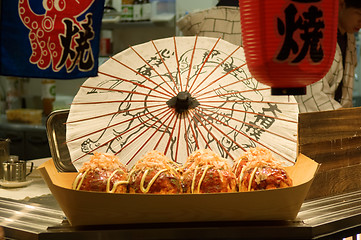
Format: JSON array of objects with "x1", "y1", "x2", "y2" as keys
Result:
[{"x1": 239, "y1": 0, "x2": 339, "y2": 95}]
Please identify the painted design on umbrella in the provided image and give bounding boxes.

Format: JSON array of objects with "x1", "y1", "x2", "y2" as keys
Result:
[{"x1": 66, "y1": 36, "x2": 298, "y2": 170}]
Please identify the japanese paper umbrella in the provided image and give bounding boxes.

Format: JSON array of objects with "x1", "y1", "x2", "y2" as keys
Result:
[{"x1": 66, "y1": 36, "x2": 299, "y2": 170}]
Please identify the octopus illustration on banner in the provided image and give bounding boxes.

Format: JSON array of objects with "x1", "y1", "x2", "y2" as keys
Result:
[
  {"x1": 18, "y1": 0, "x2": 96, "y2": 73},
  {"x1": 66, "y1": 36, "x2": 299, "y2": 170}
]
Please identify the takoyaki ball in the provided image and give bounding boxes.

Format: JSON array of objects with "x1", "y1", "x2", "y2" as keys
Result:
[
  {"x1": 181, "y1": 149, "x2": 237, "y2": 193},
  {"x1": 235, "y1": 148, "x2": 293, "y2": 192},
  {"x1": 72, "y1": 152, "x2": 128, "y2": 193},
  {"x1": 128, "y1": 150, "x2": 182, "y2": 194},
  {"x1": 232, "y1": 147, "x2": 276, "y2": 177}
]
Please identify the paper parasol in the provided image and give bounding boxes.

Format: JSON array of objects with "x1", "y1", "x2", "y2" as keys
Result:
[{"x1": 66, "y1": 36, "x2": 299, "y2": 170}]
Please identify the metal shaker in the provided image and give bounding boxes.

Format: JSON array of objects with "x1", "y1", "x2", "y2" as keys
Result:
[
  {"x1": 3, "y1": 155, "x2": 33, "y2": 182},
  {"x1": 0, "y1": 138, "x2": 10, "y2": 179}
]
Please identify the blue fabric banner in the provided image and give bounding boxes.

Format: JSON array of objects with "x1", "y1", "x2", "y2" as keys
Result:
[{"x1": 0, "y1": 0, "x2": 105, "y2": 79}]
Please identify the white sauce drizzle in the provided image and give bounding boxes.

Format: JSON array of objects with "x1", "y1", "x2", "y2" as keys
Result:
[
  {"x1": 73, "y1": 168, "x2": 128, "y2": 193},
  {"x1": 191, "y1": 166, "x2": 199, "y2": 194},
  {"x1": 197, "y1": 165, "x2": 211, "y2": 193},
  {"x1": 234, "y1": 160, "x2": 242, "y2": 174},
  {"x1": 238, "y1": 166, "x2": 247, "y2": 190},
  {"x1": 248, "y1": 167, "x2": 258, "y2": 191},
  {"x1": 106, "y1": 169, "x2": 129, "y2": 193},
  {"x1": 190, "y1": 165, "x2": 214, "y2": 193},
  {"x1": 73, "y1": 169, "x2": 90, "y2": 190},
  {"x1": 72, "y1": 174, "x2": 81, "y2": 190},
  {"x1": 140, "y1": 169, "x2": 168, "y2": 193}
]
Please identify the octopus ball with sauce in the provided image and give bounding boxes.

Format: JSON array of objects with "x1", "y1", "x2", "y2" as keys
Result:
[
  {"x1": 181, "y1": 149, "x2": 237, "y2": 193},
  {"x1": 72, "y1": 152, "x2": 129, "y2": 193},
  {"x1": 128, "y1": 150, "x2": 182, "y2": 194},
  {"x1": 234, "y1": 148, "x2": 293, "y2": 192}
]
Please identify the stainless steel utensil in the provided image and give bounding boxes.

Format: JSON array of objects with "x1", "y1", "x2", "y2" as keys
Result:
[
  {"x1": 0, "y1": 138, "x2": 11, "y2": 179},
  {"x1": 46, "y1": 109, "x2": 76, "y2": 172},
  {"x1": 3, "y1": 156, "x2": 33, "y2": 182}
]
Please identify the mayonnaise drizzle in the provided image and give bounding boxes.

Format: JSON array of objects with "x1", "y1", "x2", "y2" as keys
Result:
[
  {"x1": 191, "y1": 165, "x2": 212, "y2": 193},
  {"x1": 248, "y1": 167, "x2": 258, "y2": 191},
  {"x1": 73, "y1": 169, "x2": 90, "y2": 190},
  {"x1": 72, "y1": 168, "x2": 128, "y2": 193},
  {"x1": 234, "y1": 160, "x2": 242, "y2": 174},
  {"x1": 238, "y1": 166, "x2": 247, "y2": 190},
  {"x1": 197, "y1": 165, "x2": 211, "y2": 193},
  {"x1": 106, "y1": 169, "x2": 129, "y2": 193},
  {"x1": 191, "y1": 166, "x2": 198, "y2": 194},
  {"x1": 140, "y1": 168, "x2": 168, "y2": 193}
]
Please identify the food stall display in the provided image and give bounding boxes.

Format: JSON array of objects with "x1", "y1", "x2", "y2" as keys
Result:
[
  {"x1": 2, "y1": 34, "x2": 361, "y2": 239},
  {"x1": 35, "y1": 36, "x2": 318, "y2": 227}
]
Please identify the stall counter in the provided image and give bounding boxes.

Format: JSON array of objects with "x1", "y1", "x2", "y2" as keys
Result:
[{"x1": 1, "y1": 188, "x2": 361, "y2": 240}]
